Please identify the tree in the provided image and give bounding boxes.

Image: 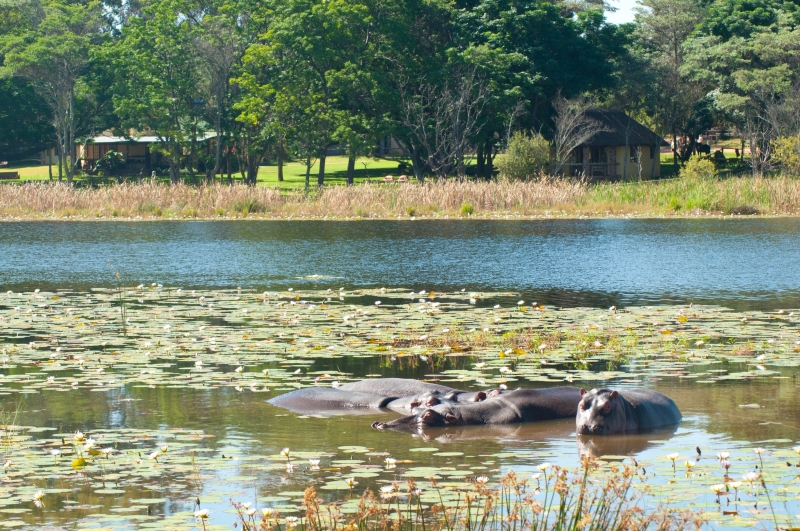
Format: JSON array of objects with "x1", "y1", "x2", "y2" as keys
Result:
[
  {"x1": 551, "y1": 95, "x2": 606, "y2": 175},
  {"x1": 105, "y1": 0, "x2": 201, "y2": 183},
  {"x1": 2, "y1": 0, "x2": 102, "y2": 182},
  {"x1": 683, "y1": 0, "x2": 800, "y2": 175},
  {"x1": 634, "y1": 0, "x2": 709, "y2": 168}
]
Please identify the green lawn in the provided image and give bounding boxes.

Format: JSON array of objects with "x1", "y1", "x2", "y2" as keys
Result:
[{"x1": 5, "y1": 155, "x2": 407, "y2": 189}]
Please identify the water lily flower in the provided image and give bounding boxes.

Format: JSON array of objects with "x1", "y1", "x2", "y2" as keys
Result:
[
  {"x1": 285, "y1": 516, "x2": 299, "y2": 528},
  {"x1": 720, "y1": 460, "x2": 731, "y2": 474},
  {"x1": 50, "y1": 449, "x2": 61, "y2": 457},
  {"x1": 194, "y1": 509, "x2": 210, "y2": 519},
  {"x1": 742, "y1": 471, "x2": 760, "y2": 486},
  {"x1": 160, "y1": 445, "x2": 168, "y2": 453},
  {"x1": 716, "y1": 452, "x2": 730, "y2": 460},
  {"x1": 754, "y1": 447, "x2": 765, "y2": 455},
  {"x1": 537, "y1": 463, "x2": 550, "y2": 472},
  {"x1": 695, "y1": 340, "x2": 704, "y2": 347},
  {"x1": 710, "y1": 484, "x2": 726, "y2": 495},
  {"x1": 33, "y1": 490, "x2": 44, "y2": 501},
  {"x1": 234, "y1": 366, "x2": 243, "y2": 373},
  {"x1": 148, "y1": 451, "x2": 159, "y2": 461},
  {"x1": 101, "y1": 448, "x2": 113, "y2": 457},
  {"x1": 685, "y1": 460, "x2": 696, "y2": 470},
  {"x1": 3, "y1": 461, "x2": 9, "y2": 470},
  {"x1": 242, "y1": 502, "x2": 251, "y2": 509},
  {"x1": 499, "y1": 366, "x2": 511, "y2": 374},
  {"x1": 74, "y1": 431, "x2": 85, "y2": 442},
  {"x1": 262, "y1": 369, "x2": 269, "y2": 376},
  {"x1": 280, "y1": 448, "x2": 290, "y2": 458},
  {"x1": 344, "y1": 478, "x2": 356, "y2": 487},
  {"x1": 331, "y1": 381, "x2": 340, "y2": 388},
  {"x1": 261, "y1": 508, "x2": 273, "y2": 518},
  {"x1": 475, "y1": 475, "x2": 489, "y2": 485},
  {"x1": 475, "y1": 362, "x2": 486, "y2": 370},
  {"x1": 385, "y1": 457, "x2": 396, "y2": 468},
  {"x1": 246, "y1": 508, "x2": 256, "y2": 517},
  {"x1": 84, "y1": 439, "x2": 95, "y2": 451},
  {"x1": 309, "y1": 458, "x2": 320, "y2": 469},
  {"x1": 792, "y1": 446, "x2": 800, "y2": 455}
]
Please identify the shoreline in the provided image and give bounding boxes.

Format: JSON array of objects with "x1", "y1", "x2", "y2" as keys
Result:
[{"x1": 0, "y1": 177, "x2": 798, "y2": 220}]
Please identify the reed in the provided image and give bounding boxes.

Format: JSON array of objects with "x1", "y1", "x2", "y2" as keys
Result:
[
  {"x1": 1, "y1": 175, "x2": 799, "y2": 220},
  {"x1": 230, "y1": 459, "x2": 702, "y2": 531}
]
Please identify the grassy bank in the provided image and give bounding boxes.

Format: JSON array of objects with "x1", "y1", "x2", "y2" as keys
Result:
[{"x1": 0, "y1": 175, "x2": 799, "y2": 220}]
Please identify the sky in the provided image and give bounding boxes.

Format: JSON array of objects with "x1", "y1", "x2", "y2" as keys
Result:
[{"x1": 605, "y1": 0, "x2": 639, "y2": 25}]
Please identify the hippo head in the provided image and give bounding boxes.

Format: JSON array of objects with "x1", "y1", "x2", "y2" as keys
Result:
[
  {"x1": 575, "y1": 388, "x2": 625, "y2": 436},
  {"x1": 372, "y1": 406, "x2": 466, "y2": 431}
]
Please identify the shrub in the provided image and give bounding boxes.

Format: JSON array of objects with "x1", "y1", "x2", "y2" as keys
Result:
[
  {"x1": 496, "y1": 132, "x2": 551, "y2": 180},
  {"x1": 680, "y1": 155, "x2": 716, "y2": 181},
  {"x1": 461, "y1": 202, "x2": 474, "y2": 215},
  {"x1": 772, "y1": 133, "x2": 800, "y2": 174}
]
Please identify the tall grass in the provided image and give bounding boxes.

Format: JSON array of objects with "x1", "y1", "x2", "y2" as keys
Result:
[
  {"x1": 230, "y1": 459, "x2": 702, "y2": 531},
  {"x1": 1, "y1": 175, "x2": 799, "y2": 219}
]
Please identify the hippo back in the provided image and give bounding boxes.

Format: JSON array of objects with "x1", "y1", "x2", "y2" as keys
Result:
[
  {"x1": 341, "y1": 378, "x2": 459, "y2": 397},
  {"x1": 620, "y1": 390, "x2": 682, "y2": 430},
  {"x1": 268, "y1": 387, "x2": 393, "y2": 414}
]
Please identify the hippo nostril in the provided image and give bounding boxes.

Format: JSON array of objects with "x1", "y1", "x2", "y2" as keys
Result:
[
  {"x1": 371, "y1": 422, "x2": 385, "y2": 430},
  {"x1": 426, "y1": 397, "x2": 440, "y2": 407}
]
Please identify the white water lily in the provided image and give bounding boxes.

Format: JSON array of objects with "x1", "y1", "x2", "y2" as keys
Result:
[
  {"x1": 344, "y1": 477, "x2": 356, "y2": 487},
  {"x1": 385, "y1": 457, "x2": 396, "y2": 468},
  {"x1": 537, "y1": 463, "x2": 550, "y2": 471},
  {"x1": 262, "y1": 508, "x2": 274, "y2": 518},
  {"x1": 475, "y1": 475, "x2": 489, "y2": 484},
  {"x1": 194, "y1": 509, "x2": 210, "y2": 519},
  {"x1": 33, "y1": 490, "x2": 44, "y2": 501},
  {"x1": 285, "y1": 516, "x2": 299, "y2": 528}
]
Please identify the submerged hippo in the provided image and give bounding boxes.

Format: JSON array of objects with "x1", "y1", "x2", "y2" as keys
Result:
[
  {"x1": 340, "y1": 378, "x2": 459, "y2": 397},
  {"x1": 575, "y1": 388, "x2": 682, "y2": 435},
  {"x1": 372, "y1": 387, "x2": 582, "y2": 431},
  {"x1": 267, "y1": 379, "x2": 489, "y2": 415}
]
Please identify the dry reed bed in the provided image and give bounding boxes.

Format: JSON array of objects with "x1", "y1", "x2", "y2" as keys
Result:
[{"x1": 0, "y1": 176, "x2": 798, "y2": 219}]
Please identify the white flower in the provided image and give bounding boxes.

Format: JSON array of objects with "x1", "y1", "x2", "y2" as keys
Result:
[
  {"x1": 331, "y1": 381, "x2": 340, "y2": 388},
  {"x1": 667, "y1": 453, "x2": 679, "y2": 461},
  {"x1": 194, "y1": 509, "x2": 210, "y2": 520},
  {"x1": 50, "y1": 449, "x2": 61, "y2": 457},
  {"x1": 74, "y1": 431, "x2": 85, "y2": 442},
  {"x1": 160, "y1": 445, "x2": 168, "y2": 453},
  {"x1": 309, "y1": 458, "x2": 320, "y2": 468},
  {"x1": 84, "y1": 439, "x2": 96, "y2": 451},
  {"x1": 754, "y1": 447, "x2": 765, "y2": 455},
  {"x1": 517, "y1": 300, "x2": 524, "y2": 305},
  {"x1": 685, "y1": 460, "x2": 696, "y2": 469},
  {"x1": 280, "y1": 448, "x2": 290, "y2": 457},
  {"x1": 475, "y1": 475, "x2": 489, "y2": 485},
  {"x1": 285, "y1": 516, "x2": 299, "y2": 528},
  {"x1": 247, "y1": 508, "x2": 256, "y2": 517},
  {"x1": 742, "y1": 471, "x2": 760, "y2": 484},
  {"x1": 344, "y1": 477, "x2": 356, "y2": 487},
  {"x1": 475, "y1": 362, "x2": 486, "y2": 369},
  {"x1": 385, "y1": 457, "x2": 396, "y2": 468},
  {"x1": 716, "y1": 452, "x2": 730, "y2": 460},
  {"x1": 101, "y1": 448, "x2": 113, "y2": 456},
  {"x1": 710, "y1": 484, "x2": 726, "y2": 494},
  {"x1": 537, "y1": 463, "x2": 550, "y2": 471},
  {"x1": 33, "y1": 490, "x2": 44, "y2": 501},
  {"x1": 148, "y1": 451, "x2": 159, "y2": 461},
  {"x1": 242, "y1": 502, "x2": 251, "y2": 509},
  {"x1": 262, "y1": 508, "x2": 274, "y2": 517},
  {"x1": 234, "y1": 366, "x2": 243, "y2": 374}
]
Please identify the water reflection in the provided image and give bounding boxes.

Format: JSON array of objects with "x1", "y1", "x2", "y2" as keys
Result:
[{"x1": 1, "y1": 219, "x2": 799, "y2": 309}]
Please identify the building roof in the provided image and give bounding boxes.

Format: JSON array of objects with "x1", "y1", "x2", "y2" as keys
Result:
[
  {"x1": 581, "y1": 110, "x2": 668, "y2": 147},
  {"x1": 88, "y1": 131, "x2": 216, "y2": 144}
]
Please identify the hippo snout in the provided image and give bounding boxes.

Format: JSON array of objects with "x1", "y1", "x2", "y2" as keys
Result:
[
  {"x1": 578, "y1": 424, "x2": 606, "y2": 435},
  {"x1": 372, "y1": 421, "x2": 387, "y2": 430}
]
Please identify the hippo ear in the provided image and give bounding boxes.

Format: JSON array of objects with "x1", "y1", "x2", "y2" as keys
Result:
[
  {"x1": 610, "y1": 390, "x2": 618, "y2": 399},
  {"x1": 474, "y1": 391, "x2": 487, "y2": 402},
  {"x1": 444, "y1": 413, "x2": 465, "y2": 426},
  {"x1": 580, "y1": 388, "x2": 586, "y2": 396}
]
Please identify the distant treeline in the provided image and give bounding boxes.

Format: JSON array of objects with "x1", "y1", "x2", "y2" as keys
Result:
[{"x1": 2, "y1": 0, "x2": 800, "y2": 183}]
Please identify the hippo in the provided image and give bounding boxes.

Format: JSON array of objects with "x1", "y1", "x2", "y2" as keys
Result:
[
  {"x1": 372, "y1": 387, "x2": 582, "y2": 431},
  {"x1": 340, "y1": 378, "x2": 459, "y2": 397},
  {"x1": 575, "y1": 388, "x2": 682, "y2": 435},
  {"x1": 268, "y1": 387, "x2": 394, "y2": 414},
  {"x1": 267, "y1": 380, "x2": 490, "y2": 415}
]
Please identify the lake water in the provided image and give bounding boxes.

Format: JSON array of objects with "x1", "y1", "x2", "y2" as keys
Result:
[
  {"x1": 0, "y1": 218, "x2": 799, "y2": 309},
  {"x1": 0, "y1": 219, "x2": 799, "y2": 530}
]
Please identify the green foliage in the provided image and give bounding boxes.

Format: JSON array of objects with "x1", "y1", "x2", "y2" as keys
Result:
[
  {"x1": 460, "y1": 202, "x2": 474, "y2": 215},
  {"x1": 680, "y1": 155, "x2": 717, "y2": 181},
  {"x1": 772, "y1": 134, "x2": 800, "y2": 174},
  {"x1": 93, "y1": 150, "x2": 125, "y2": 175},
  {"x1": 496, "y1": 132, "x2": 550, "y2": 180}
]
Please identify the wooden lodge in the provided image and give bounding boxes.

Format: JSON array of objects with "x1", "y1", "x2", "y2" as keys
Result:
[{"x1": 562, "y1": 110, "x2": 668, "y2": 180}]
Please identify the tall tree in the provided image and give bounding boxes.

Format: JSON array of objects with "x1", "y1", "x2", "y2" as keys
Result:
[
  {"x1": 105, "y1": 0, "x2": 201, "y2": 183},
  {"x1": 2, "y1": 0, "x2": 102, "y2": 182}
]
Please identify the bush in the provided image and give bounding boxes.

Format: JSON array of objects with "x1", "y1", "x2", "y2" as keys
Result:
[
  {"x1": 496, "y1": 132, "x2": 551, "y2": 180},
  {"x1": 772, "y1": 133, "x2": 800, "y2": 174},
  {"x1": 680, "y1": 155, "x2": 716, "y2": 181},
  {"x1": 461, "y1": 202, "x2": 474, "y2": 215}
]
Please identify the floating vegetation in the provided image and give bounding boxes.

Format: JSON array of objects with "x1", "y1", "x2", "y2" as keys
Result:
[{"x1": 0, "y1": 286, "x2": 798, "y2": 529}]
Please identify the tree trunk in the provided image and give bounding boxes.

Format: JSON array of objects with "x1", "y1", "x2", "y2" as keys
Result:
[
  {"x1": 411, "y1": 144, "x2": 423, "y2": 182},
  {"x1": 277, "y1": 138, "x2": 284, "y2": 182},
  {"x1": 66, "y1": 88, "x2": 75, "y2": 184},
  {"x1": 57, "y1": 140, "x2": 63, "y2": 181},
  {"x1": 304, "y1": 155, "x2": 311, "y2": 193},
  {"x1": 317, "y1": 150, "x2": 326, "y2": 187},
  {"x1": 650, "y1": 144, "x2": 656, "y2": 180},
  {"x1": 346, "y1": 153, "x2": 355, "y2": 185},
  {"x1": 227, "y1": 150, "x2": 232, "y2": 185},
  {"x1": 672, "y1": 126, "x2": 679, "y2": 172},
  {"x1": 476, "y1": 143, "x2": 485, "y2": 179},
  {"x1": 485, "y1": 139, "x2": 495, "y2": 181}
]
